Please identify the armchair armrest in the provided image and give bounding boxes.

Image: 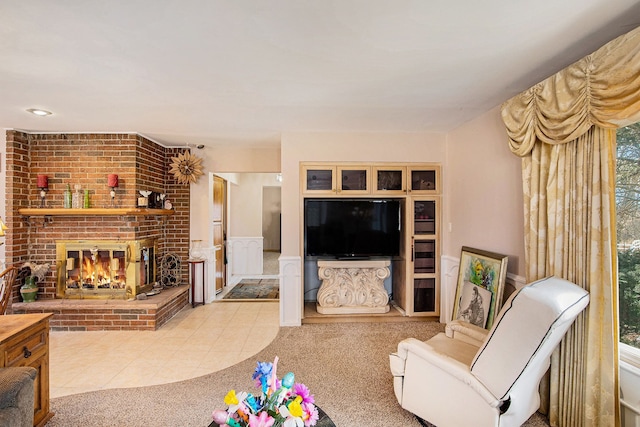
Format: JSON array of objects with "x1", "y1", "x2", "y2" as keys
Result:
[
  {"x1": 0, "y1": 367, "x2": 36, "y2": 409},
  {"x1": 393, "y1": 337, "x2": 502, "y2": 408},
  {"x1": 0, "y1": 367, "x2": 36, "y2": 427},
  {"x1": 445, "y1": 320, "x2": 489, "y2": 347}
]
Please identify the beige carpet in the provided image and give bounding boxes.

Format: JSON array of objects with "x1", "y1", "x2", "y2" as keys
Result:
[{"x1": 46, "y1": 322, "x2": 550, "y2": 427}]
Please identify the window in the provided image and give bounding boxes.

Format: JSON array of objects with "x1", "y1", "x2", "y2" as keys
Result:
[{"x1": 617, "y1": 123, "x2": 640, "y2": 351}]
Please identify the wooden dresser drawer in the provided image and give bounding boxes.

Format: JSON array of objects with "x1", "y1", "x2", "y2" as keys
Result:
[
  {"x1": 4, "y1": 327, "x2": 48, "y2": 367},
  {"x1": 0, "y1": 313, "x2": 53, "y2": 427}
]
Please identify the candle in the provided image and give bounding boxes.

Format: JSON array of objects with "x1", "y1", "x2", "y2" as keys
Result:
[
  {"x1": 37, "y1": 175, "x2": 48, "y2": 189},
  {"x1": 107, "y1": 174, "x2": 118, "y2": 188},
  {"x1": 66, "y1": 258, "x2": 74, "y2": 270}
]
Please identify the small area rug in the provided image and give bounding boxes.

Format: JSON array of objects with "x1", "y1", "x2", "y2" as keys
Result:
[{"x1": 222, "y1": 279, "x2": 279, "y2": 300}]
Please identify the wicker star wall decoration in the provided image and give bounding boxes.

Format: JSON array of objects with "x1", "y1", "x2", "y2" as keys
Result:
[{"x1": 169, "y1": 151, "x2": 204, "y2": 185}]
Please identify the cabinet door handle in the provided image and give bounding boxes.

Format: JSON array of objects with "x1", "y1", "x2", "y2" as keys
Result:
[
  {"x1": 411, "y1": 236, "x2": 415, "y2": 262},
  {"x1": 23, "y1": 346, "x2": 32, "y2": 358}
]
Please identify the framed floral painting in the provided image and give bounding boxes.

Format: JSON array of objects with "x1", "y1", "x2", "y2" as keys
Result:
[{"x1": 452, "y1": 246, "x2": 508, "y2": 330}]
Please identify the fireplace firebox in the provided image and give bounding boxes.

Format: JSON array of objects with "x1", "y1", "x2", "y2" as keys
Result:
[{"x1": 56, "y1": 239, "x2": 156, "y2": 299}]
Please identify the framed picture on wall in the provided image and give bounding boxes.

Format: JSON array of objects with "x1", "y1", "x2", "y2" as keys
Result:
[{"x1": 452, "y1": 246, "x2": 508, "y2": 330}]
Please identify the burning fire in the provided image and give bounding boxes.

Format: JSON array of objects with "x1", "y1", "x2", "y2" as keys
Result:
[{"x1": 67, "y1": 253, "x2": 126, "y2": 290}]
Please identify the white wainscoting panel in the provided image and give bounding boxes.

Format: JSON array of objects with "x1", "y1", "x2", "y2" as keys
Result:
[
  {"x1": 441, "y1": 255, "x2": 460, "y2": 324},
  {"x1": 228, "y1": 237, "x2": 263, "y2": 279},
  {"x1": 280, "y1": 256, "x2": 301, "y2": 326}
]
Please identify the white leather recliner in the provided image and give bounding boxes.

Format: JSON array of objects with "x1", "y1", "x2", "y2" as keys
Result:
[{"x1": 389, "y1": 276, "x2": 590, "y2": 427}]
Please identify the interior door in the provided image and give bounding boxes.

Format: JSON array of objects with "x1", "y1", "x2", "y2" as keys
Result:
[{"x1": 212, "y1": 175, "x2": 227, "y2": 293}]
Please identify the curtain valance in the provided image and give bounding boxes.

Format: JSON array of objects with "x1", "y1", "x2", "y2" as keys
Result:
[{"x1": 502, "y1": 26, "x2": 640, "y2": 156}]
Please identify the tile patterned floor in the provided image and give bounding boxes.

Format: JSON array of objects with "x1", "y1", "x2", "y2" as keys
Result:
[{"x1": 49, "y1": 301, "x2": 280, "y2": 398}]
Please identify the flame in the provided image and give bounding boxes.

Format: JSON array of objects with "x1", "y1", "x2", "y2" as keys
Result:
[{"x1": 80, "y1": 253, "x2": 126, "y2": 288}]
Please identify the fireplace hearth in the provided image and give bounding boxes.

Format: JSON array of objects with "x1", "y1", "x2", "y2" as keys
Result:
[{"x1": 56, "y1": 239, "x2": 156, "y2": 299}]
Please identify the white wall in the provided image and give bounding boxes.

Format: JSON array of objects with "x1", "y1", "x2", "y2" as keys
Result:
[
  {"x1": 229, "y1": 173, "x2": 282, "y2": 237},
  {"x1": 445, "y1": 106, "x2": 525, "y2": 277},
  {"x1": 201, "y1": 146, "x2": 281, "y2": 172},
  {"x1": 263, "y1": 186, "x2": 281, "y2": 251}
]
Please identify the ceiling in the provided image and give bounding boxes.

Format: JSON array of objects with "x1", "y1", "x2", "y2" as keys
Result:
[{"x1": 1, "y1": 1, "x2": 639, "y2": 148}]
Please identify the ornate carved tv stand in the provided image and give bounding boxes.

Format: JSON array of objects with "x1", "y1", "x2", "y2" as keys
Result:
[{"x1": 316, "y1": 260, "x2": 390, "y2": 314}]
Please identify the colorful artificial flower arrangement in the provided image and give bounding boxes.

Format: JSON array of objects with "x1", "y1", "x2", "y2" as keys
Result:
[{"x1": 212, "y1": 357, "x2": 318, "y2": 427}]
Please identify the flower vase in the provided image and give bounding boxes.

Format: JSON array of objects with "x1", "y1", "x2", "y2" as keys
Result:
[
  {"x1": 189, "y1": 240, "x2": 206, "y2": 260},
  {"x1": 64, "y1": 184, "x2": 72, "y2": 208},
  {"x1": 72, "y1": 185, "x2": 82, "y2": 208},
  {"x1": 20, "y1": 277, "x2": 38, "y2": 302}
]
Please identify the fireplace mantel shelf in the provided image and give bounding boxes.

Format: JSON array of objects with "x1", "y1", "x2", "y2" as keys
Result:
[{"x1": 18, "y1": 208, "x2": 174, "y2": 217}]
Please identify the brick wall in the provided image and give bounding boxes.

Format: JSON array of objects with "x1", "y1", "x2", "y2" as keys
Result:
[
  {"x1": 163, "y1": 147, "x2": 191, "y2": 262},
  {"x1": 5, "y1": 131, "x2": 191, "y2": 302},
  {"x1": 12, "y1": 286, "x2": 190, "y2": 331}
]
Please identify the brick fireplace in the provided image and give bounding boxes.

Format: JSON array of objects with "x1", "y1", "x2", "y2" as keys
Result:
[{"x1": 4, "y1": 131, "x2": 193, "y2": 330}]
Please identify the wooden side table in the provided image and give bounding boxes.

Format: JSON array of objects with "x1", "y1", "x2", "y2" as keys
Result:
[
  {"x1": 0, "y1": 313, "x2": 54, "y2": 427},
  {"x1": 188, "y1": 258, "x2": 206, "y2": 307}
]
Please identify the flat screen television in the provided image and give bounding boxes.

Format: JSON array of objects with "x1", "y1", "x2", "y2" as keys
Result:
[{"x1": 304, "y1": 198, "x2": 401, "y2": 259}]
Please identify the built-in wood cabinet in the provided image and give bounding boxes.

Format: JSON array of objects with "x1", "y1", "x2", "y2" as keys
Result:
[
  {"x1": 409, "y1": 198, "x2": 440, "y2": 315},
  {"x1": 0, "y1": 313, "x2": 53, "y2": 427},
  {"x1": 301, "y1": 162, "x2": 441, "y2": 318},
  {"x1": 303, "y1": 163, "x2": 440, "y2": 197},
  {"x1": 301, "y1": 164, "x2": 371, "y2": 195}
]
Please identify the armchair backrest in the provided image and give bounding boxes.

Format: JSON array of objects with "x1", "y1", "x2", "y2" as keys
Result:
[
  {"x1": 470, "y1": 276, "x2": 589, "y2": 400},
  {"x1": 0, "y1": 267, "x2": 17, "y2": 315}
]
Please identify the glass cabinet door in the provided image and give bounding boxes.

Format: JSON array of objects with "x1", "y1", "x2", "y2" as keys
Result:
[
  {"x1": 413, "y1": 278, "x2": 436, "y2": 313},
  {"x1": 413, "y1": 200, "x2": 436, "y2": 235},
  {"x1": 408, "y1": 166, "x2": 439, "y2": 194},
  {"x1": 412, "y1": 239, "x2": 438, "y2": 314},
  {"x1": 411, "y1": 196, "x2": 439, "y2": 316},
  {"x1": 337, "y1": 166, "x2": 370, "y2": 194},
  {"x1": 302, "y1": 166, "x2": 336, "y2": 194},
  {"x1": 373, "y1": 166, "x2": 406, "y2": 194},
  {"x1": 413, "y1": 240, "x2": 436, "y2": 273}
]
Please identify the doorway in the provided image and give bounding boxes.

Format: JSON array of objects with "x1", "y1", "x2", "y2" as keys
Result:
[{"x1": 214, "y1": 173, "x2": 282, "y2": 299}]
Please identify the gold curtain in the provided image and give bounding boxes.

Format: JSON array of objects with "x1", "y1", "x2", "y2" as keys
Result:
[
  {"x1": 522, "y1": 129, "x2": 617, "y2": 426},
  {"x1": 503, "y1": 26, "x2": 640, "y2": 156},
  {"x1": 501, "y1": 25, "x2": 640, "y2": 426}
]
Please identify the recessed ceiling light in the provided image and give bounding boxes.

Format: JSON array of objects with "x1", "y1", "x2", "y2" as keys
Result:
[{"x1": 26, "y1": 108, "x2": 52, "y2": 116}]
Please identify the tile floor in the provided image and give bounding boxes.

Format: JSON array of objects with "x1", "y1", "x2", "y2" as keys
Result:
[{"x1": 50, "y1": 301, "x2": 280, "y2": 398}]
